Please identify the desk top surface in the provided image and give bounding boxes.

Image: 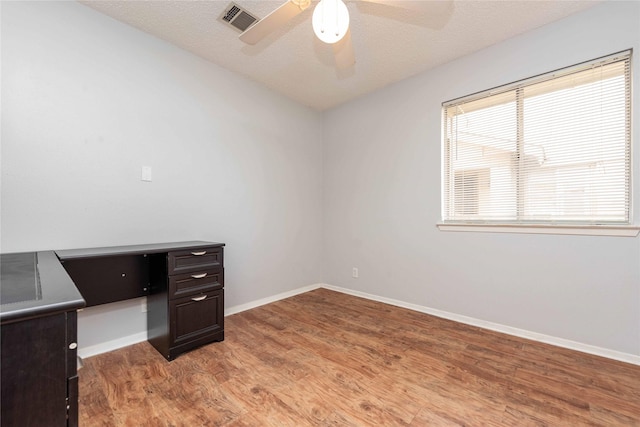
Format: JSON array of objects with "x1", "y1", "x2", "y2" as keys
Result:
[
  {"x1": 0, "y1": 251, "x2": 86, "y2": 323},
  {"x1": 55, "y1": 240, "x2": 224, "y2": 260},
  {"x1": 1, "y1": 241, "x2": 224, "y2": 322}
]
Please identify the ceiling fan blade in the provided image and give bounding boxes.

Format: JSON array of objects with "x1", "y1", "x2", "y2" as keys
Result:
[
  {"x1": 359, "y1": 0, "x2": 433, "y2": 13},
  {"x1": 239, "y1": 1, "x2": 305, "y2": 45},
  {"x1": 333, "y1": 28, "x2": 355, "y2": 69}
]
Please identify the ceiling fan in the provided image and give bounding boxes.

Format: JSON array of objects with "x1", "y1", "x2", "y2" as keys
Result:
[{"x1": 238, "y1": 0, "x2": 433, "y2": 69}]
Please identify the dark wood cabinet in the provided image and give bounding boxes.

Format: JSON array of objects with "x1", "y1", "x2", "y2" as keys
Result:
[
  {"x1": 1, "y1": 313, "x2": 71, "y2": 426},
  {"x1": 1, "y1": 252, "x2": 85, "y2": 427},
  {"x1": 170, "y1": 290, "x2": 224, "y2": 347},
  {"x1": 149, "y1": 246, "x2": 225, "y2": 360}
]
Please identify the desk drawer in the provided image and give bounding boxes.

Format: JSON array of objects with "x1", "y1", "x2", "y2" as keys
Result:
[
  {"x1": 168, "y1": 247, "x2": 222, "y2": 274},
  {"x1": 169, "y1": 269, "x2": 223, "y2": 299},
  {"x1": 170, "y1": 290, "x2": 223, "y2": 346}
]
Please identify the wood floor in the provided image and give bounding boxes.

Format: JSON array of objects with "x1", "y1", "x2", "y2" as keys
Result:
[{"x1": 79, "y1": 288, "x2": 640, "y2": 426}]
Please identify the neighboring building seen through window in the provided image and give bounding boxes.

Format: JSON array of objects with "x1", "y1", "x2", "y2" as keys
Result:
[{"x1": 442, "y1": 51, "x2": 631, "y2": 225}]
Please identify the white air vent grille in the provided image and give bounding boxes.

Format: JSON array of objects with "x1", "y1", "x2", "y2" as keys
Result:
[{"x1": 219, "y1": 2, "x2": 259, "y2": 33}]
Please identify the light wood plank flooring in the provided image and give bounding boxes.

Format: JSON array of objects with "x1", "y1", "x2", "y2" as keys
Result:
[{"x1": 79, "y1": 288, "x2": 640, "y2": 426}]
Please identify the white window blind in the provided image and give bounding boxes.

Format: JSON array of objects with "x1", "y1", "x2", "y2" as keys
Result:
[{"x1": 442, "y1": 51, "x2": 631, "y2": 225}]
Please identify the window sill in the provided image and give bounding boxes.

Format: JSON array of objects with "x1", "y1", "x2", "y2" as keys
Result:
[{"x1": 436, "y1": 223, "x2": 640, "y2": 237}]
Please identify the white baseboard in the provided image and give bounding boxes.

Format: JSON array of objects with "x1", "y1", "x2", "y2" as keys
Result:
[
  {"x1": 77, "y1": 282, "x2": 640, "y2": 366},
  {"x1": 76, "y1": 284, "x2": 324, "y2": 358},
  {"x1": 321, "y1": 284, "x2": 640, "y2": 366},
  {"x1": 78, "y1": 332, "x2": 147, "y2": 359},
  {"x1": 224, "y1": 283, "x2": 323, "y2": 316}
]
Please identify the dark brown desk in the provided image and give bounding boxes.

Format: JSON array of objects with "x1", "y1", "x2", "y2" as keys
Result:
[
  {"x1": 1, "y1": 241, "x2": 224, "y2": 426},
  {"x1": 56, "y1": 240, "x2": 225, "y2": 360}
]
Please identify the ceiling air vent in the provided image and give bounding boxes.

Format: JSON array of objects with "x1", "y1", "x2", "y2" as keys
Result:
[{"x1": 219, "y1": 2, "x2": 259, "y2": 33}]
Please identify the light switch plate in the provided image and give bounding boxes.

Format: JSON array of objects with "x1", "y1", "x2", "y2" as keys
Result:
[{"x1": 141, "y1": 166, "x2": 152, "y2": 182}]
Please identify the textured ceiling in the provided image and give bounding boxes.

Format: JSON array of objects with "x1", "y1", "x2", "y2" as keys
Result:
[{"x1": 80, "y1": 0, "x2": 600, "y2": 111}]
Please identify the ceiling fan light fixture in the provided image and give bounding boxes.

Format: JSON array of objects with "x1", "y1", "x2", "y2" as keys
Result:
[{"x1": 312, "y1": 0, "x2": 349, "y2": 44}]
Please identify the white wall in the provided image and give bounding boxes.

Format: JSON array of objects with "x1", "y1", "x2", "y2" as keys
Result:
[
  {"x1": 1, "y1": 1, "x2": 323, "y2": 351},
  {"x1": 323, "y1": 1, "x2": 640, "y2": 357},
  {"x1": 3, "y1": 0, "x2": 639, "y2": 361}
]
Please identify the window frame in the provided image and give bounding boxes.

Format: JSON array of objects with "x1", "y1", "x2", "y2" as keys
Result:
[{"x1": 438, "y1": 50, "x2": 638, "y2": 236}]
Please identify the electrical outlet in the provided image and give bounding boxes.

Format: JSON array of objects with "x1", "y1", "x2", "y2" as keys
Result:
[
  {"x1": 141, "y1": 297, "x2": 148, "y2": 313},
  {"x1": 352, "y1": 267, "x2": 359, "y2": 278}
]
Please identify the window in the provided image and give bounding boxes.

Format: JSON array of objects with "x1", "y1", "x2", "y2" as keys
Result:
[
  {"x1": 442, "y1": 51, "x2": 631, "y2": 227},
  {"x1": 453, "y1": 169, "x2": 489, "y2": 217}
]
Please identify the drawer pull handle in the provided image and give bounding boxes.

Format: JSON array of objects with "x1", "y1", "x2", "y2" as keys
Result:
[
  {"x1": 191, "y1": 295, "x2": 207, "y2": 302},
  {"x1": 191, "y1": 273, "x2": 208, "y2": 279},
  {"x1": 69, "y1": 342, "x2": 78, "y2": 350},
  {"x1": 191, "y1": 251, "x2": 207, "y2": 256}
]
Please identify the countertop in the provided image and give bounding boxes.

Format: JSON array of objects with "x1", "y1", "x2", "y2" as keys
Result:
[
  {"x1": 0, "y1": 251, "x2": 86, "y2": 323},
  {"x1": 55, "y1": 240, "x2": 224, "y2": 260}
]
